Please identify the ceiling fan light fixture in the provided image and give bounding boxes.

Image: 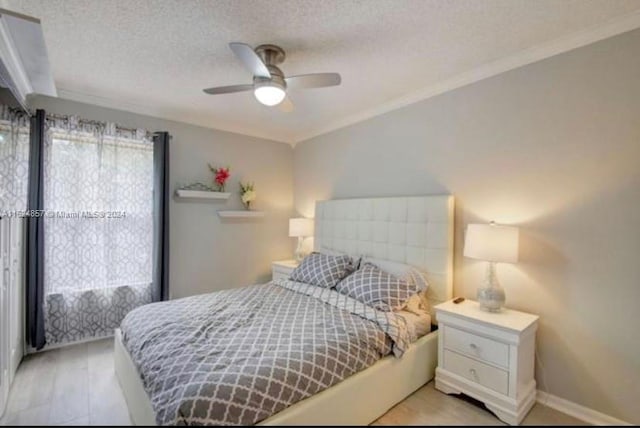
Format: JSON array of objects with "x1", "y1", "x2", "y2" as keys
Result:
[
  {"x1": 254, "y1": 84, "x2": 286, "y2": 106},
  {"x1": 203, "y1": 42, "x2": 341, "y2": 113}
]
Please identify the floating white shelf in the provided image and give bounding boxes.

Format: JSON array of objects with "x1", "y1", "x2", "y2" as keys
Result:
[
  {"x1": 175, "y1": 189, "x2": 231, "y2": 200},
  {"x1": 218, "y1": 210, "x2": 265, "y2": 218}
]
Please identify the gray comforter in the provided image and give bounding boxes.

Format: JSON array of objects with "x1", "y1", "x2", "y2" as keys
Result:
[{"x1": 120, "y1": 279, "x2": 414, "y2": 426}]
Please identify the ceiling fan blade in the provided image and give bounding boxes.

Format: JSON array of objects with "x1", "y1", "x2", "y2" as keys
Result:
[
  {"x1": 285, "y1": 73, "x2": 341, "y2": 90},
  {"x1": 229, "y1": 42, "x2": 271, "y2": 78},
  {"x1": 203, "y1": 84, "x2": 253, "y2": 95},
  {"x1": 278, "y1": 95, "x2": 294, "y2": 113}
]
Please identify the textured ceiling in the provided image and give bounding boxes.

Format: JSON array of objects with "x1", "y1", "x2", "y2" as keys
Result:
[{"x1": 4, "y1": 0, "x2": 640, "y2": 143}]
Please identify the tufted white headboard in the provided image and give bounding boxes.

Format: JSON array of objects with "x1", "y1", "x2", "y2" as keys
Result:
[{"x1": 314, "y1": 195, "x2": 454, "y2": 317}]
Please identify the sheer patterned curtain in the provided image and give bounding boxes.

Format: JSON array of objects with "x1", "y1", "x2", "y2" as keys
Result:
[
  {"x1": 0, "y1": 106, "x2": 30, "y2": 211},
  {"x1": 42, "y1": 116, "x2": 154, "y2": 344}
]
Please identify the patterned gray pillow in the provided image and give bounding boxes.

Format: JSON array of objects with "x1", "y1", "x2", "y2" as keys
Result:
[
  {"x1": 335, "y1": 262, "x2": 421, "y2": 311},
  {"x1": 289, "y1": 252, "x2": 353, "y2": 288}
]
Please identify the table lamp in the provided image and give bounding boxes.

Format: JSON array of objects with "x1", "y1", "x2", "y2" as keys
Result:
[
  {"x1": 464, "y1": 222, "x2": 519, "y2": 312},
  {"x1": 289, "y1": 218, "x2": 314, "y2": 262}
]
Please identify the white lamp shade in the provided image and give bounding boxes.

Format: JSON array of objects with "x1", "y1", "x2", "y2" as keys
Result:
[
  {"x1": 464, "y1": 223, "x2": 519, "y2": 263},
  {"x1": 289, "y1": 218, "x2": 314, "y2": 238}
]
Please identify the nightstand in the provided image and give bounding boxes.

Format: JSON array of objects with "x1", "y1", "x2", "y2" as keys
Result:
[
  {"x1": 435, "y1": 299, "x2": 539, "y2": 425},
  {"x1": 272, "y1": 260, "x2": 298, "y2": 281}
]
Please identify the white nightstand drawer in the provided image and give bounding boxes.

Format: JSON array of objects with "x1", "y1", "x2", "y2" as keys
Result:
[
  {"x1": 443, "y1": 350, "x2": 509, "y2": 395},
  {"x1": 272, "y1": 269, "x2": 290, "y2": 281},
  {"x1": 443, "y1": 325, "x2": 509, "y2": 368}
]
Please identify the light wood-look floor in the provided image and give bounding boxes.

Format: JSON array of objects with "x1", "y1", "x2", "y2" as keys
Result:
[
  {"x1": 373, "y1": 382, "x2": 588, "y2": 426},
  {"x1": 0, "y1": 339, "x2": 587, "y2": 426}
]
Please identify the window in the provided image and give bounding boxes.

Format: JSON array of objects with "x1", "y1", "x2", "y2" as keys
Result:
[{"x1": 42, "y1": 120, "x2": 154, "y2": 344}]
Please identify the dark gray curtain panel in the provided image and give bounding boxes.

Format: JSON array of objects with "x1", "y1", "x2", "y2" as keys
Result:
[
  {"x1": 26, "y1": 109, "x2": 46, "y2": 350},
  {"x1": 152, "y1": 132, "x2": 170, "y2": 301}
]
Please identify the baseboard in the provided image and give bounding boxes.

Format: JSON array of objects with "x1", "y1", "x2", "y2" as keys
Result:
[
  {"x1": 536, "y1": 391, "x2": 631, "y2": 426},
  {"x1": 26, "y1": 332, "x2": 115, "y2": 354}
]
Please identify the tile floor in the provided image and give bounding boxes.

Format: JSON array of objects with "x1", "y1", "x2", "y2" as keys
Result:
[{"x1": 0, "y1": 339, "x2": 129, "y2": 426}]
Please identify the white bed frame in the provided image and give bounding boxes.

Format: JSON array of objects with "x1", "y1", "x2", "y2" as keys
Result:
[{"x1": 115, "y1": 195, "x2": 454, "y2": 425}]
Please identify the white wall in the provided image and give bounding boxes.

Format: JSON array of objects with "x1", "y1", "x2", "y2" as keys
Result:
[
  {"x1": 293, "y1": 29, "x2": 640, "y2": 423},
  {"x1": 32, "y1": 95, "x2": 295, "y2": 298}
]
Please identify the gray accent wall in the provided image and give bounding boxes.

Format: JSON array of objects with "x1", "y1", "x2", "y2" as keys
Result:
[
  {"x1": 32, "y1": 95, "x2": 294, "y2": 298},
  {"x1": 294, "y1": 29, "x2": 640, "y2": 423}
]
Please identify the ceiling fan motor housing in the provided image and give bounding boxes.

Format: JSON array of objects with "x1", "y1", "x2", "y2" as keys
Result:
[
  {"x1": 253, "y1": 44, "x2": 287, "y2": 90},
  {"x1": 254, "y1": 65, "x2": 286, "y2": 91},
  {"x1": 254, "y1": 44, "x2": 286, "y2": 65}
]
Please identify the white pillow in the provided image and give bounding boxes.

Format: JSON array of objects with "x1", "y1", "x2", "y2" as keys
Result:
[
  {"x1": 403, "y1": 294, "x2": 428, "y2": 314},
  {"x1": 361, "y1": 257, "x2": 429, "y2": 291},
  {"x1": 317, "y1": 248, "x2": 361, "y2": 270}
]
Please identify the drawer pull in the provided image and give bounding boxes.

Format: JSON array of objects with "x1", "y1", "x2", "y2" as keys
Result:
[{"x1": 469, "y1": 343, "x2": 478, "y2": 350}]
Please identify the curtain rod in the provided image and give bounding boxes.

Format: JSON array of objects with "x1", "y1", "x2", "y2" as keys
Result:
[{"x1": 44, "y1": 112, "x2": 147, "y2": 134}]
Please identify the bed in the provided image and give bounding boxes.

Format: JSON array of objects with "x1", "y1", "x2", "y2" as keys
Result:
[{"x1": 114, "y1": 195, "x2": 454, "y2": 425}]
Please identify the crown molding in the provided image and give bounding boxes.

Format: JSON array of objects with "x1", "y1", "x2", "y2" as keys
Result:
[
  {"x1": 55, "y1": 88, "x2": 296, "y2": 146},
  {"x1": 291, "y1": 10, "x2": 640, "y2": 145}
]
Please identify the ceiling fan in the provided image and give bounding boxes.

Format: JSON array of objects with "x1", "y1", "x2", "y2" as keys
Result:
[{"x1": 203, "y1": 43, "x2": 341, "y2": 112}]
